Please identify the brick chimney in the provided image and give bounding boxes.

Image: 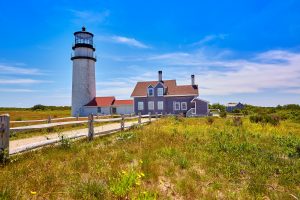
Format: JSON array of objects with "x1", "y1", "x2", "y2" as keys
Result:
[
  {"x1": 191, "y1": 74, "x2": 195, "y2": 85},
  {"x1": 158, "y1": 71, "x2": 162, "y2": 82}
]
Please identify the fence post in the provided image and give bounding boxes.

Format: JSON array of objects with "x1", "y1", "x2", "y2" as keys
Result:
[
  {"x1": 88, "y1": 114, "x2": 94, "y2": 141},
  {"x1": 148, "y1": 112, "x2": 151, "y2": 122},
  {"x1": 121, "y1": 114, "x2": 125, "y2": 131},
  {"x1": 138, "y1": 112, "x2": 141, "y2": 125},
  {"x1": 97, "y1": 113, "x2": 99, "y2": 119},
  {"x1": 0, "y1": 114, "x2": 10, "y2": 160},
  {"x1": 155, "y1": 112, "x2": 158, "y2": 119},
  {"x1": 76, "y1": 113, "x2": 79, "y2": 121},
  {"x1": 47, "y1": 115, "x2": 51, "y2": 123}
]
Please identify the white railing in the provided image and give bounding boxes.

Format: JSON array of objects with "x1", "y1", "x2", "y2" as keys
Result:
[{"x1": 186, "y1": 108, "x2": 196, "y2": 117}]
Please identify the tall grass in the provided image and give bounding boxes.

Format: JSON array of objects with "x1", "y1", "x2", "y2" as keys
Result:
[{"x1": 0, "y1": 117, "x2": 299, "y2": 199}]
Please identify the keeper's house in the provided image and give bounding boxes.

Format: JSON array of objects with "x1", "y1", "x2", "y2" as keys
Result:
[
  {"x1": 83, "y1": 96, "x2": 134, "y2": 115},
  {"x1": 131, "y1": 71, "x2": 209, "y2": 117}
]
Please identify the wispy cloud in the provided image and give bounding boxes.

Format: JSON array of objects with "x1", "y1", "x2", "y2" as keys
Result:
[
  {"x1": 0, "y1": 64, "x2": 42, "y2": 75},
  {"x1": 148, "y1": 50, "x2": 300, "y2": 96},
  {"x1": 0, "y1": 88, "x2": 38, "y2": 93},
  {"x1": 191, "y1": 34, "x2": 227, "y2": 46},
  {"x1": 111, "y1": 36, "x2": 150, "y2": 49},
  {"x1": 69, "y1": 9, "x2": 110, "y2": 24},
  {"x1": 102, "y1": 49, "x2": 300, "y2": 97},
  {"x1": 0, "y1": 79, "x2": 49, "y2": 84}
]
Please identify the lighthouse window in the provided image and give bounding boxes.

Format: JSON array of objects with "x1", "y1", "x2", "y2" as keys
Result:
[{"x1": 97, "y1": 107, "x2": 101, "y2": 113}]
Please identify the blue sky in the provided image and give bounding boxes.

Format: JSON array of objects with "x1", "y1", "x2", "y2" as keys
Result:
[{"x1": 0, "y1": 0, "x2": 300, "y2": 107}]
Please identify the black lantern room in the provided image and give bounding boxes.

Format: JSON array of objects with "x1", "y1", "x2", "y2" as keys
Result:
[{"x1": 71, "y1": 27, "x2": 96, "y2": 61}]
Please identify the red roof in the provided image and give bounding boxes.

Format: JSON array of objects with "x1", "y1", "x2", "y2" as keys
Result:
[
  {"x1": 85, "y1": 97, "x2": 133, "y2": 107},
  {"x1": 85, "y1": 96, "x2": 115, "y2": 107},
  {"x1": 131, "y1": 80, "x2": 198, "y2": 97},
  {"x1": 113, "y1": 100, "x2": 133, "y2": 106}
]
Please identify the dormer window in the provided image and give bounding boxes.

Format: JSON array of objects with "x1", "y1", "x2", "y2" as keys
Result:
[
  {"x1": 157, "y1": 88, "x2": 164, "y2": 96},
  {"x1": 148, "y1": 87, "x2": 154, "y2": 96}
]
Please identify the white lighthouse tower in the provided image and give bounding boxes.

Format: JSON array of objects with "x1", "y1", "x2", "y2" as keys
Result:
[{"x1": 71, "y1": 27, "x2": 96, "y2": 116}]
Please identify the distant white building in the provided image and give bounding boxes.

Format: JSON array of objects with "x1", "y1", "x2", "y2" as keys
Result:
[{"x1": 71, "y1": 27, "x2": 133, "y2": 116}]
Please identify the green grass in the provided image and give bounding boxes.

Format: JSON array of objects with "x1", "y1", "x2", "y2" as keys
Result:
[{"x1": 0, "y1": 117, "x2": 299, "y2": 199}]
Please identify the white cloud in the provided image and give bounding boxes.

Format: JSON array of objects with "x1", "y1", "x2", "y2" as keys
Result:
[
  {"x1": 191, "y1": 34, "x2": 227, "y2": 46},
  {"x1": 0, "y1": 79, "x2": 48, "y2": 84},
  {"x1": 0, "y1": 89, "x2": 38, "y2": 93},
  {"x1": 111, "y1": 36, "x2": 150, "y2": 49},
  {"x1": 104, "y1": 49, "x2": 300, "y2": 97},
  {"x1": 69, "y1": 9, "x2": 110, "y2": 24},
  {"x1": 0, "y1": 64, "x2": 42, "y2": 75}
]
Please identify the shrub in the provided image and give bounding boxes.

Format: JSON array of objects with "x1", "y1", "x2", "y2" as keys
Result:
[
  {"x1": 177, "y1": 157, "x2": 189, "y2": 169},
  {"x1": 59, "y1": 135, "x2": 71, "y2": 149},
  {"x1": 206, "y1": 117, "x2": 214, "y2": 125},
  {"x1": 31, "y1": 104, "x2": 47, "y2": 111},
  {"x1": 232, "y1": 117, "x2": 243, "y2": 126},
  {"x1": 232, "y1": 109, "x2": 241, "y2": 114},
  {"x1": 71, "y1": 180, "x2": 107, "y2": 199},
  {"x1": 250, "y1": 114, "x2": 280, "y2": 126},
  {"x1": 219, "y1": 111, "x2": 227, "y2": 118},
  {"x1": 110, "y1": 169, "x2": 144, "y2": 199}
]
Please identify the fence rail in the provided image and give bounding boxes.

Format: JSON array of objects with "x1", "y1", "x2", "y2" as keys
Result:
[{"x1": 0, "y1": 113, "x2": 162, "y2": 157}]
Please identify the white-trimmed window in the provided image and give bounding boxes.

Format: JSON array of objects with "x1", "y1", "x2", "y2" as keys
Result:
[
  {"x1": 157, "y1": 88, "x2": 164, "y2": 96},
  {"x1": 157, "y1": 101, "x2": 164, "y2": 110},
  {"x1": 174, "y1": 102, "x2": 180, "y2": 110},
  {"x1": 138, "y1": 102, "x2": 144, "y2": 110},
  {"x1": 148, "y1": 88, "x2": 154, "y2": 96},
  {"x1": 181, "y1": 102, "x2": 187, "y2": 110},
  {"x1": 148, "y1": 101, "x2": 154, "y2": 110}
]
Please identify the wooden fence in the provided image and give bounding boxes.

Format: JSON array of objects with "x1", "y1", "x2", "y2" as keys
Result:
[{"x1": 0, "y1": 112, "x2": 162, "y2": 156}]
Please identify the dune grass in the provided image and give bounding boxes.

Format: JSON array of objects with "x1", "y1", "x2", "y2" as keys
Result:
[
  {"x1": 0, "y1": 109, "x2": 71, "y2": 121},
  {"x1": 0, "y1": 117, "x2": 299, "y2": 199}
]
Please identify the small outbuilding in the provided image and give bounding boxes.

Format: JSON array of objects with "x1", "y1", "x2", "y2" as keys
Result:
[{"x1": 226, "y1": 102, "x2": 244, "y2": 112}]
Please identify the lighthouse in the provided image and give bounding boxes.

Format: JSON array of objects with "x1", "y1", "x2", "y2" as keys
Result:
[{"x1": 71, "y1": 27, "x2": 96, "y2": 116}]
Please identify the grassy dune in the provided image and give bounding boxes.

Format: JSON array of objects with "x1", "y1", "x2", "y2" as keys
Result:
[{"x1": 0, "y1": 117, "x2": 300, "y2": 199}]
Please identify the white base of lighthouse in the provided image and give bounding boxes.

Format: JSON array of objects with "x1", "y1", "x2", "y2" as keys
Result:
[{"x1": 72, "y1": 59, "x2": 96, "y2": 116}]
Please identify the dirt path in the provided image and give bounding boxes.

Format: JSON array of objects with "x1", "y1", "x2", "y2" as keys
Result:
[{"x1": 9, "y1": 118, "x2": 151, "y2": 155}]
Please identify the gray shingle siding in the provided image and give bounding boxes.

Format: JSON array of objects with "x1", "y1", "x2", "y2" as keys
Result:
[
  {"x1": 193, "y1": 99, "x2": 209, "y2": 116},
  {"x1": 134, "y1": 95, "x2": 196, "y2": 115}
]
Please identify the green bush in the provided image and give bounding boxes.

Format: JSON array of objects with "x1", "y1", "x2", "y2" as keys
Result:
[
  {"x1": 232, "y1": 117, "x2": 243, "y2": 126},
  {"x1": 250, "y1": 114, "x2": 280, "y2": 126},
  {"x1": 31, "y1": 104, "x2": 47, "y2": 111},
  {"x1": 219, "y1": 111, "x2": 227, "y2": 118},
  {"x1": 206, "y1": 117, "x2": 214, "y2": 125},
  {"x1": 59, "y1": 135, "x2": 71, "y2": 149}
]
